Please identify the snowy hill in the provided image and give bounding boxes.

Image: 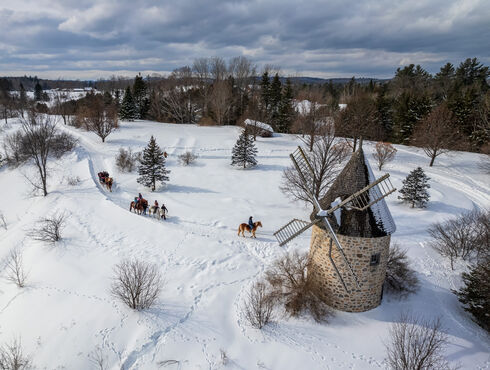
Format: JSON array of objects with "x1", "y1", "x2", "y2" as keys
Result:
[{"x1": 0, "y1": 119, "x2": 489, "y2": 369}]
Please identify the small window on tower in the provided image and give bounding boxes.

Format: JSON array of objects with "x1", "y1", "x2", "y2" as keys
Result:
[{"x1": 370, "y1": 253, "x2": 380, "y2": 266}]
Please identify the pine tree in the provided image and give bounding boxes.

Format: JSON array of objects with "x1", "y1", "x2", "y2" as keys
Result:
[
  {"x1": 231, "y1": 130, "x2": 258, "y2": 169},
  {"x1": 277, "y1": 78, "x2": 294, "y2": 133},
  {"x1": 133, "y1": 74, "x2": 149, "y2": 119},
  {"x1": 260, "y1": 71, "x2": 271, "y2": 113},
  {"x1": 34, "y1": 81, "x2": 43, "y2": 101},
  {"x1": 454, "y1": 258, "x2": 490, "y2": 332},
  {"x1": 137, "y1": 136, "x2": 170, "y2": 191},
  {"x1": 119, "y1": 86, "x2": 137, "y2": 121},
  {"x1": 398, "y1": 167, "x2": 430, "y2": 208}
]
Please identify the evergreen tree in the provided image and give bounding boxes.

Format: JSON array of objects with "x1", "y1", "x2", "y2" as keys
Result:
[
  {"x1": 231, "y1": 130, "x2": 258, "y2": 168},
  {"x1": 453, "y1": 258, "x2": 490, "y2": 332},
  {"x1": 119, "y1": 86, "x2": 137, "y2": 121},
  {"x1": 133, "y1": 74, "x2": 149, "y2": 119},
  {"x1": 260, "y1": 71, "x2": 271, "y2": 113},
  {"x1": 277, "y1": 78, "x2": 294, "y2": 133},
  {"x1": 398, "y1": 167, "x2": 430, "y2": 208},
  {"x1": 137, "y1": 136, "x2": 170, "y2": 191},
  {"x1": 270, "y1": 73, "x2": 282, "y2": 112},
  {"x1": 34, "y1": 81, "x2": 43, "y2": 101}
]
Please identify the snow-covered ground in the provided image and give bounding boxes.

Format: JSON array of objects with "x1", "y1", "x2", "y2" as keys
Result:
[{"x1": 0, "y1": 118, "x2": 489, "y2": 369}]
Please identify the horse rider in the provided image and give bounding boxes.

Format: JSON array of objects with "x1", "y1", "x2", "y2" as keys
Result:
[
  {"x1": 153, "y1": 200, "x2": 159, "y2": 214},
  {"x1": 161, "y1": 203, "x2": 168, "y2": 220},
  {"x1": 248, "y1": 216, "x2": 254, "y2": 230}
]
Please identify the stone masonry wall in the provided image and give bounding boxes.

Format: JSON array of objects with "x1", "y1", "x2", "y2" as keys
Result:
[{"x1": 308, "y1": 225, "x2": 390, "y2": 312}]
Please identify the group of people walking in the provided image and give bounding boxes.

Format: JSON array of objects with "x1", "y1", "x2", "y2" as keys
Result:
[{"x1": 133, "y1": 193, "x2": 168, "y2": 219}]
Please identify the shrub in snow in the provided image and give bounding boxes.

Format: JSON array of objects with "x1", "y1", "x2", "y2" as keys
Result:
[
  {"x1": 242, "y1": 280, "x2": 274, "y2": 329},
  {"x1": 453, "y1": 257, "x2": 490, "y2": 333},
  {"x1": 265, "y1": 251, "x2": 332, "y2": 322},
  {"x1": 111, "y1": 259, "x2": 162, "y2": 310},
  {"x1": 5, "y1": 248, "x2": 28, "y2": 288},
  {"x1": 385, "y1": 312, "x2": 450, "y2": 370},
  {"x1": 178, "y1": 151, "x2": 198, "y2": 166},
  {"x1": 137, "y1": 136, "x2": 170, "y2": 191},
  {"x1": 28, "y1": 212, "x2": 67, "y2": 245},
  {"x1": 428, "y1": 209, "x2": 488, "y2": 269},
  {"x1": 384, "y1": 244, "x2": 419, "y2": 296},
  {"x1": 66, "y1": 176, "x2": 81, "y2": 186},
  {"x1": 231, "y1": 130, "x2": 257, "y2": 169},
  {"x1": 0, "y1": 212, "x2": 6, "y2": 230},
  {"x1": 0, "y1": 338, "x2": 32, "y2": 370},
  {"x1": 372, "y1": 142, "x2": 397, "y2": 171},
  {"x1": 115, "y1": 147, "x2": 139, "y2": 173},
  {"x1": 398, "y1": 167, "x2": 430, "y2": 208}
]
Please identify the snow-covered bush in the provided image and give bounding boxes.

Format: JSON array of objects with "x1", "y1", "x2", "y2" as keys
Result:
[
  {"x1": 265, "y1": 251, "x2": 332, "y2": 322},
  {"x1": 0, "y1": 338, "x2": 32, "y2": 370},
  {"x1": 242, "y1": 280, "x2": 274, "y2": 329},
  {"x1": 28, "y1": 213, "x2": 67, "y2": 245},
  {"x1": 385, "y1": 244, "x2": 419, "y2": 296},
  {"x1": 66, "y1": 176, "x2": 81, "y2": 186},
  {"x1": 178, "y1": 151, "x2": 197, "y2": 166},
  {"x1": 111, "y1": 259, "x2": 162, "y2": 310},
  {"x1": 115, "y1": 147, "x2": 138, "y2": 173},
  {"x1": 398, "y1": 167, "x2": 430, "y2": 208},
  {"x1": 453, "y1": 257, "x2": 490, "y2": 333},
  {"x1": 386, "y1": 313, "x2": 450, "y2": 370}
]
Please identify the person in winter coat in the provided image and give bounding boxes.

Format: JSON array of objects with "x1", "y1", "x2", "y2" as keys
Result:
[
  {"x1": 248, "y1": 216, "x2": 254, "y2": 230},
  {"x1": 161, "y1": 203, "x2": 168, "y2": 220}
]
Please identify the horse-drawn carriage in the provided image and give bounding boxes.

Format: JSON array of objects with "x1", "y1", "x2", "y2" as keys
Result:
[{"x1": 97, "y1": 171, "x2": 114, "y2": 192}]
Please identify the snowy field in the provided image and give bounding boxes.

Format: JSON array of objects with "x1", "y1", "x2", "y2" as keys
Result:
[{"x1": 0, "y1": 118, "x2": 489, "y2": 369}]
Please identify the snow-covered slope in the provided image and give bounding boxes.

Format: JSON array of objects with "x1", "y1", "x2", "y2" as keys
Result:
[{"x1": 0, "y1": 119, "x2": 489, "y2": 369}]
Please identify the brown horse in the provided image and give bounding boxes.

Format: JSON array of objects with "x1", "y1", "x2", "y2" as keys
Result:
[
  {"x1": 130, "y1": 199, "x2": 148, "y2": 215},
  {"x1": 104, "y1": 177, "x2": 113, "y2": 192},
  {"x1": 238, "y1": 221, "x2": 263, "y2": 238}
]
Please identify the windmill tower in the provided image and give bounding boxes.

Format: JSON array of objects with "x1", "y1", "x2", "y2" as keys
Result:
[{"x1": 274, "y1": 143, "x2": 396, "y2": 312}]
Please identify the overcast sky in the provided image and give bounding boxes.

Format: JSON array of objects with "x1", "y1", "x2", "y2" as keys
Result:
[{"x1": 1, "y1": 0, "x2": 489, "y2": 80}]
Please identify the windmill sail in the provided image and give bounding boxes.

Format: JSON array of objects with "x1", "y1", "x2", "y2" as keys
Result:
[{"x1": 274, "y1": 219, "x2": 317, "y2": 246}]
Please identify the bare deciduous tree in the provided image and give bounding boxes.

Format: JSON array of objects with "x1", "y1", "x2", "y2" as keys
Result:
[
  {"x1": 53, "y1": 90, "x2": 74, "y2": 125},
  {"x1": 6, "y1": 112, "x2": 76, "y2": 196},
  {"x1": 115, "y1": 147, "x2": 139, "y2": 172},
  {"x1": 88, "y1": 346, "x2": 107, "y2": 370},
  {"x1": 372, "y1": 142, "x2": 397, "y2": 171},
  {"x1": 411, "y1": 103, "x2": 460, "y2": 167},
  {"x1": 386, "y1": 313, "x2": 450, "y2": 370},
  {"x1": 5, "y1": 248, "x2": 28, "y2": 288},
  {"x1": 243, "y1": 280, "x2": 274, "y2": 329},
  {"x1": 80, "y1": 101, "x2": 118, "y2": 143},
  {"x1": 265, "y1": 251, "x2": 332, "y2": 322},
  {"x1": 111, "y1": 259, "x2": 162, "y2": 310},
  {"x1": 28, "y1": 212, "x2": 67, "y2": 245},
  {"x1": 209, "y1": 80, "x2": 233, "y2": 126},
  {"x1": 281, "y1": 126, "x2": 350, "y2": 207},
  {"x1": 0, "y1": 338, "x2": 32, "y2": 370},
  {"x1": 178, "y1": 151, "x2": 197, "y2": 166},
  {"x1": 385, "y1": 244, "x2": 419, "y2": 296},
  {"x1": 428, "y1": 209, "x2": 484, "y2": 269}
]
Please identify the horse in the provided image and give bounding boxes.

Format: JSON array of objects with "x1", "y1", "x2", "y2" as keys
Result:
[
  {"x1": 237, "y1": 221, "x2": 263, "y2": 238},
  {"x1": 130, "y1": 199, "x2": 148, "y2": 215},
  {"x1": 104, "y1": 177, "x2": 113, "y2": 192},
  {"x1": 148, "y1": 205, "x2": 161, "y2": 219}
]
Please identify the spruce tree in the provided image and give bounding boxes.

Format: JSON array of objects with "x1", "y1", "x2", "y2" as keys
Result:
[
  {"x1": 34, "y1": 81, "x2": 43, "y2": 101},
  {"x1": 398, "y1": 167, "x2": 430, "y2": 208},
  {"x1": 119, "y1": 86, "x2": 137, "y2": 121},
  {"x1": 137, "y1": 136, "x2": 170, "y2": 191},
  {"x1": 260, "y1": 71, "x2": 271, "y2": 113},
  {"x1": 454, "y1": 258, "x2": 490, "y2": 332},
  {"x1": 231, "y1": 130, "x2": 258, "y2": 169},
  {"x1": 277, "y1": 78, "x2": 294, "y2": 133},
  {"x1": 133, "y1": 74, "x2": 149, "y2": 119}
]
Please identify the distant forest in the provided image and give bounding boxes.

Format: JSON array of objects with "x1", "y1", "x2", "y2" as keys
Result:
[{"x1": 1, "y1": 57, "x2": 488, "y2": 153}]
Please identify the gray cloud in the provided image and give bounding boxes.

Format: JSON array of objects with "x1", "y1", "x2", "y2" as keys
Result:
[{"x1": 0, "y1": 0, "x2": 488, "y2": 79}]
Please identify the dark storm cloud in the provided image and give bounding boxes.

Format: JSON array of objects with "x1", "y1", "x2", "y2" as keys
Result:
[{"x1": 0, "y1": 0, "x2": 489, "y2": 79}]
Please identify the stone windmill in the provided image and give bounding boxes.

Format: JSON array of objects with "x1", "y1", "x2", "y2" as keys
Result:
[{"x1": 274, "y1": 143, "x2": 397, "y2": 312}]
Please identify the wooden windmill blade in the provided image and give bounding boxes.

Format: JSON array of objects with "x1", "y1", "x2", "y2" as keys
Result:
[
  {"x1": 273, "y1": 219, "x2": 318, "y2": 246},
  {"x1": 326, "y1": 174, "x2": 397, "y2": 214}
]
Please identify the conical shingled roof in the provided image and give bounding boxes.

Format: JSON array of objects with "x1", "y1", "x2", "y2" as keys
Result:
[{"x1": 312, "y1": 144, "x2": 396, "y2": 237}]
